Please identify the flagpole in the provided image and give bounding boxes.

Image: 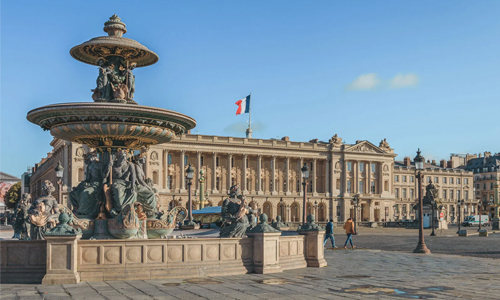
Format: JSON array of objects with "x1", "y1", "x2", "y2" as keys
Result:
[{"x1": 246, "y1": 92, "x2": 252, "y2": 138}]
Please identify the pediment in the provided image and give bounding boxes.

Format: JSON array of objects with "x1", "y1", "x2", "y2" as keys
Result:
[{"x1": 344, "y1": 141, "x2": 386, "y2": 154}]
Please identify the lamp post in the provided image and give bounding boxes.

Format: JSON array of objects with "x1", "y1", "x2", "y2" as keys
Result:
[
  {"x1": 301, "y1": 163, "x2": 310, "y2": 224},
  {"x1": 430, "y1": 200, "x2": 436, "y2": 236},
  {"x1": 478, "y1": 198, "x2": 482, "y2": 231},
  {"x1": 280, "y1": 198, "x2": 284, "y2": 220},
  {"x1": 314, "y1": 200, "x2": 318, "y2": 220},
  {"x1": 55, "y1": 161, "x2": 64, "y2": 205},
  {"x1": 352, "y1": 194, "x2": 360, "y2": 234},
  {"x1": 493, "y1": 184, "x2": 500, "y2": 230},
  {"x1": 413, "y1": 149, "x2": 431, "y2": 254},
  {"x1": 457, "y1": 199, "x2": 464, "y2": 233},
  {"x1": 198, "y1": 169, "x2": 205, "y2": 210},
  {"x1": 286, "y1": 204, "x2": 290, "y2": 222},
  {"x1": 185, "y1": 165, "x2": 195, "y2": 225}
]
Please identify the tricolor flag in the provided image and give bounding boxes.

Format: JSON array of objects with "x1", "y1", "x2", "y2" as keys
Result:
[{"x1": 235, "y1": 95, "x2": 251, "y2": 115}]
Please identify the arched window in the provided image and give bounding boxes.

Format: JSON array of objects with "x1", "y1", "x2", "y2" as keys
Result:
[
  {"x1": 318, "y1": 203, "x2": 326, "y2": 222},
  {"x1": 263, "y1": 201, "x2": 273, "y2": 220},
  {"x1": 291, "y1": 202, "x2": 300, "y2": 222}
]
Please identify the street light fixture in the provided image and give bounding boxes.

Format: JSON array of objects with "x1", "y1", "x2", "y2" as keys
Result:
[
  {"x1": 413, "y1": 149, "x2": 431, "y2": 254},
  {"x1": 301, "y1": 163, "x2": 310, "y2": 224},
  {"x1": 314, "y1": 200, "x2": 318, "y2": 219},
  {"x1": 457, "y1": 199, "x2": 464, "y2": 233},
  {"x1": 185, "y1": 164, "x2": 195, "y2": 226},
  {"x1": 55, "y1": 161, "x2": 64, "y2": 204},
  {"x1": 352, "y1": 194, "x2": 360, "y2": 234},
  {"x1": 280, "y1": 197, "x2": 284, "y2": 220}
]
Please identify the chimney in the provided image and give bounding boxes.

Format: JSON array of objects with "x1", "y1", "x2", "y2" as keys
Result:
[
  {"x1": 309, "y1": 138, "x2": 318, "y2": 143},
  {"x1": 427, "y1": 159, "x2": 430, "y2": 163},
  {"x1": 447, "y1": 160, "x2": 455, "y2": 169},
  {"x1": 281, "y1": 136, "x2": 290, "y2": 142},
  {"x1": 404, "y1": 157, "x2": 411, "y2": 167},
  {"x1": 479, "y1": 153, "x2": 482, "y2": 158},
  {"x1": 484, "y1": 151, "x2": 491, "y2": 158},
  {"x1": 440, "y1": 159, "x2": 446, "y2": 168},
  {"x1": 431, "y1": 159, "x2": 436, "y2": 165}
]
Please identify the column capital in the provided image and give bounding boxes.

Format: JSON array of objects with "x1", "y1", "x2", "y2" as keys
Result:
[
  {"x1": 180, "y1": 150, "x2": 186, "y2": 154},
  {"x1": 212, "y1": 152, "x2": 217, "y2": 155},
  {"x1": 243, "y1": 153, "x2": 248, "y2": 158}
]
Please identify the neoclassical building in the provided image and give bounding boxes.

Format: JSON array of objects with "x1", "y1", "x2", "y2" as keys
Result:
[
  {"x1": 393, "y1": 156, "x2": 474, "y2": 223},
  {"x1": 30, "y1": 134, "x2": 398, "y2": 223}
]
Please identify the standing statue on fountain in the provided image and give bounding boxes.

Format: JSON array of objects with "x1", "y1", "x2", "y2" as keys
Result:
[
  {"x1": 133, "y1": 153, "x2": 157, "y2": 218},
  {"x1": 110, "y1": 150, "x2": 137, "y2": 217}
]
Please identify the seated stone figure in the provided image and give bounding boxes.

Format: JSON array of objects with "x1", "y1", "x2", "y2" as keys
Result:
[
  {"x1": 69, "y1": 152, "x2": 106, "y2": 218},
  {"x1": 219, "y1": 185, "x2": 251, "y2": 238},
  {"x1": 110, "y1": 150, "x2": 137, "y2": 217},
  {"x1": 28, "y1": 180, "x2": 60, "y2": 240},
  {"x1": 133, "y1": 154, "x2": 157, "y2": 218},
  {"x1": 12, "y1": 193, "x2": 31, "y2": 240}
]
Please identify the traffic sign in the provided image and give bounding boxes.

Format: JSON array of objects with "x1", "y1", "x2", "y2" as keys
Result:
[{"x1": 440, "y1": 212, "x2": 444, "y2": 219}]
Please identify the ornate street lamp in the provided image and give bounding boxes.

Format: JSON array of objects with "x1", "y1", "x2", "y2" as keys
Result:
[
  {"x1": 185, "y1": 164, "x2": 195, "y2": 226},
  {"x1": 280, "y1": 197, "x2": 284, "y2": 220},
  {"x1": 352, "y1": 194, "x2": 360, "y2": 234},
  {"x1": 301, "y1": 163, "x2": 310, "y2": 224},
  {"x1": 457, "y1": 199, "x2": 464, "y2": 233},
  {"x1": 55, "y1": 161, "x2": 64, "y2": 204},
  {"x1": 413, "y1": 149, "x2": 431, "y2": 254},
  {"x1": 430, "y1": 200, "x2": 436, "y2": 236},
  {"x1": 314, "y1": 200, "x2": 318, "y2": 219},
  {"x1": 478, "y1": 198, "x2": 482, "y2": 232}
]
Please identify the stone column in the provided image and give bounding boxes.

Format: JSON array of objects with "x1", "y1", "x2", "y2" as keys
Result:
[
  {"x1": 180, "y1": 151, "x2": 186, "y2": 193},
  {"x1": 297, "y1": 230, "x2": 327, "y2": 268},
  {"x1": 42, "y1": 235, "x2": 81, "y2": 284},
  {"x1": 367, "y1": 161, "x2": 372, "y2": 194},
  {"x1": 353, "y1": 162, "x2": 359, "y2": 193},
  {"x1": 257, "y1": 155, "x2": 263, "y2": 195},
  {"x1": 197, "y1": 151, "x2": 202, "y2": 190},
  {"x1": 325, "y1": 159, "x2": 330, "y2": 196},
  {"x1": 330, "y1": 157, "x2": 335, "y2": 195},
  {"x1": 299, "y1": 158, "x2": 304, "y2": 196},
  {"x1": 272, "y1": 156, "x2": 277, "y2": 195},
  {"x1": 312, "y1": 159, "x2": 318, "y2": 196},
  {"x1": 285, "y1": 157, "x2": 291, "y2": 195},
  {"x1": 227, "y1": 153, "x2": 233, "y2": 192},
  {"x1": 63, "y1": 143, "x2": 69, "y2": 187},
  {"x1": 212, "y1": 152, "x2": 218, "y2": 193},
  {"x1": 243, "y1": 154, "x2": 248, "y2": 194},
  {"x1": 342, "y1": 159, "x2": 347, "y2": 194},
  {"x1": 163, "y1": 149, "x2": 169, "y2": 191}
]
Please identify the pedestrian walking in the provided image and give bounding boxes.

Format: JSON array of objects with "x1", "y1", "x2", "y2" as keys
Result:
[
  {"x1": 323, "y1": 219, "x2": 337, "y2": 249},
  {"x1": 343, "y1": 218, "x2": 356, "y2": 249}
]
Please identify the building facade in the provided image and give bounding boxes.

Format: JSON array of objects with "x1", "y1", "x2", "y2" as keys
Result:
[{"x1": 393, "y1": 157, "x2": 474, "y2": 223}]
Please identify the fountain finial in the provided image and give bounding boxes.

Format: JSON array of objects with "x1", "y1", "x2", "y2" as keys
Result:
[{"x1": 104, "y1": 14, "x2": 127, "y2": 37}]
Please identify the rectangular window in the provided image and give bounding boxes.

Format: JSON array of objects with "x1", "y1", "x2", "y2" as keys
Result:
[
  {"x1": 410, "y1": 189, "x2": 414, "y2": 198},
  {"x1": 297, "y1": 180, "x2": 300, "y2": 192},
  {"x1": 395, "y1": 188, "x2": 400, "y2": 198},
  {"x1": 347, "y1": 162, "x2": 352, "y2": 172},
  {"x1": 337, "y1": 206, "x2": 341, "y2": 217},
  {"x1": 402, "y1": 175, "x2": 407, "y2": 182},
  {"x1": 168, "y1": 154, "x2": 172, "y2": 165},
  {"x1": 184, "y1": 155, "x2": 188, "y2": 166},
  {"x1": 443, "y1": 190, "x2": 447, "y2": 199},
  {"x1": 216, "y1": 177, "x2": 220, "y2": 190},
  {"x1": 491, "y1": 183, "x2": 494, "y2": 189},
  {"x1": 371, "y1": 163, "x2": 376, "y2": 172},
  {"x1": 457, "y1": 190, "x2": 461, "y2": 199},
  {"x1": 371, "y1": 181, "x2": 376, "y2": 193},
  {"x1": 247, "y1": 178, "x2": 251, "y2": 190},
  {"x1": 435, "y1": 177, "x2": 439, "y2": 183},
  {"x1": 216, "y1": 157, "x2": 219, "y2": 167},
  {"x1": 200, "y1": 156, "x2": 204, "y2": 166},
  {"x1": 395, "y1": 175, "x2": 399, "y2": 182},
  {"x1": 464, "y1": 178, "x2": 468, "y2": 184},
  {"x1": 347, "y1": 180, "x2": 352, "y2": 193},
  {"x1": 427, "y1": 176, "x2": 431, "y2": 183},
  {"x1": 403, "y1": 188, "x2": 407, "y2": 199},
  {"x1": 450, "y1": 190, "x2": 454, "y2": 199},
  {"x1": 359, "y1": 163, "x2": 365, "y2": 172},
  {"x1": 231, "y1": 157, "x2": 234, "y2": 168},
  {"x1": 443, "y1": 177, "x2": 447, "y2": 184},
  {"x1": 410, "y1": 176, "x2": 414, "y2": 183},
  {"x1": 457, "y1": 178, "x2": 461, "y2": 184},
  {"x1": 394, "y1": 204, "x2": 399, "y2": 213},
  {"x1": 450, "y1": 178, "x2": 454, "y2": 184},
  {"x1": 359, "y1": 181, "x2": 364, "y2": 194},
  {"x1": 465, "y1": 190, "x2": 469, "y2": 200},
  {"x1": 484, "y1": 183, "x2": 486, "y2": 189}
]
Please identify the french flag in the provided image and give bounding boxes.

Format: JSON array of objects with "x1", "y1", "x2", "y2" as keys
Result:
[{"x1": 235, "y1": 95, "x2": 251, "y2": 115}]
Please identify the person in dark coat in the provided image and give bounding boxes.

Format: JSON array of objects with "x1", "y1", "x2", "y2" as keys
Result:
[{"x1": 323, "y1": 219, "x2": 337, "y2": 249}]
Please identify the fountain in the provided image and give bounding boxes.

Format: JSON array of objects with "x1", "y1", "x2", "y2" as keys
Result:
[{"x1": 26, "y1": 15, "x2": 195, "y2": 239}]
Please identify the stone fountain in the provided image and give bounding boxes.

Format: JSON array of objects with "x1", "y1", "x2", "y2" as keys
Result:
[{"x1": 26, "y1": 15, "x2": 195, "y2": 239}]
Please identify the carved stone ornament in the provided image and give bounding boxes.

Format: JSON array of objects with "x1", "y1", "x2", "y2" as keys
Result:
[
  {"x1": 45, "y1": 212, "x2": 83, "y2": 236},
  {"x1": 76, "y1": 147, "x2": 85, "y2": 157},
  {"x1": 329, "y1": 134, "x2": 343, "y2": 146},
  {"x1": 351, "y1": 143, "x2": 377, "y2": 153},
  {"x1": 150, "y1": 151, "x2": 159, "y2": 161},
  {"x1": 383, "y1": 164, "x2": 389, "y2": 172},
  {"x1": 247, "y1": 213, "x2": 281, "y2": 233},
  {"x1": 379, "y1": 138, "x2": 391, "y2": 150},
  {"x1": 297, "y1": 214, "x2": 324, "y2": 231}
]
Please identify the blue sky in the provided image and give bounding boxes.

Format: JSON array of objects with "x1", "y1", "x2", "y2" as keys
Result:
[{"x1": 1, "y1": 1, "x2": 499, "y2": 177}]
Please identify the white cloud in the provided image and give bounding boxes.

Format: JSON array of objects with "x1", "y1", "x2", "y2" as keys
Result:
[
  {"x1": 345, "y1": 73, "x2": 380, "y2": 91},
  {"x1": 389, "y1": 73, "x2": 418, "y2": 89}
]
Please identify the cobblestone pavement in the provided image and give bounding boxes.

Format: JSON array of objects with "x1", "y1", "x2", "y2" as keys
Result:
[{"x1": 2, "y1": 249, "x2": 500, "y2": 299}]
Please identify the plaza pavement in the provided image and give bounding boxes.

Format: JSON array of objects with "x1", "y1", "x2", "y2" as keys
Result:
[{"x1": 2, "y1": 225, "x2": 500, "y2": 299}]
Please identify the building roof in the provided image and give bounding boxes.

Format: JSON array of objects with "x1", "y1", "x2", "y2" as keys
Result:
[
  {"x1": 465, "y1": 155, "x2": 500, "y2": 172},
  {"x1": 394, "y1": 161, "x2": 466, "y2": 172},
  {"x1": 0, "y1": 171, "x2": 21, "y2": 182}
]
